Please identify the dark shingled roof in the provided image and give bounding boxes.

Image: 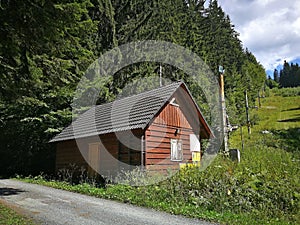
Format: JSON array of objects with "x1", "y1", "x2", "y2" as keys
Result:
[{"x1": 51, "y1": 81, "x2": 186, "y2": 142}]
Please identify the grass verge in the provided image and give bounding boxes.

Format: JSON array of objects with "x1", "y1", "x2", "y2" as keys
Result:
[{"x1": 0, "y1": 201, "x2": 35, "y2": 225}]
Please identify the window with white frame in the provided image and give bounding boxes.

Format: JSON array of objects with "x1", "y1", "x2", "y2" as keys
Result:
[{"x1": 170, "y1": 139, "x2": 183, "y2": 161}]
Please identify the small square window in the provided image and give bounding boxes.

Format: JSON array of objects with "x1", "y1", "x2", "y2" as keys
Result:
[{"x1": 171, "y1": 139, "x2": 183, "y2": 161}]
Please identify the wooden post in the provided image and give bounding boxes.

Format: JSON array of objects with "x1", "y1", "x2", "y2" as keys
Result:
[
  {"x1": 258, "y1": 90, "x2": 261, "y2": 108},
  {"x1": 245, "y1": 90, "x2": 251, "y2": 135},
  {"x1": 219, "y1": 66, "x2": 229, "y2": 154},
  {"x1": 240, "y1": 126, "x2": 244, "y2": 151}
]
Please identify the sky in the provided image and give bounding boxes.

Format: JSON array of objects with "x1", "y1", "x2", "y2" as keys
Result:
[{"x1": 216, "y1": 0, "x2": 300, "y2": 76}]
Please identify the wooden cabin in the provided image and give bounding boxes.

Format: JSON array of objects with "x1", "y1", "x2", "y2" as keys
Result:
[{"x1": 50, "y1": 81, "x2": 212, "y2": 177}]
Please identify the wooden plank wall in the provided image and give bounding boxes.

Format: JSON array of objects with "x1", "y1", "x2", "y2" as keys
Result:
[
  {"x1": 56, "y1": 129, "x2": 143, "y2": 176},
  {"x1": 153, "y1": 104, "x2": 192, "y2": 129},
  {"x1": 55, "y1": 134, "x2": 119, "y2": 174},
  {"x1": 56, "y1": 140, "x2": 87, "y2": 171},
  {"x1": 95, "y1": 133, "x2": 118, "y2": 177},
  {"x1": 118, "y1": 129, "x2": 142, "y2": 170},
  {"x1": 145, "y1": 103, "x2": 194, "y2": 172}
]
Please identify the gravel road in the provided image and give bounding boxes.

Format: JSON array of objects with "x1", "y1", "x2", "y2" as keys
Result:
[{"x1": 0, "y1": 179, "x2": 217, "y2": 225}]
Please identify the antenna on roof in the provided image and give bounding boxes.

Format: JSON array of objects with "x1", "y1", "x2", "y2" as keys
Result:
[{"x1": 159, "y1": 64, "x2": 162, "y2": 87}]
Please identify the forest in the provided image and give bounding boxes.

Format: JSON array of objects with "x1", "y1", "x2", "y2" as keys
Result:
[
  {"x1": 0, "y1": 0, "x2": 266, "y2": 176},
  {"x1": 269, "y1": 61, "x2": 300, "y2": 88}
]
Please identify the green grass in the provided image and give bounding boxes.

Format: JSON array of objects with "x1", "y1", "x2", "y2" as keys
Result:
[
  {"x1": 19, "y1": 89, "x2": 300, "y2": 225},
  {"x1": 0, "y1": 202, "x2": 35, "y2": 225},
  {"x1": 19, "y1": 176, "x2": 265, "y2": 224},
  {"x1": 270, "y1": 86, "x2": 300, "y2": 97},
  {"x1": 226, "y1": 91, "x2": 300, "y2": 224}
]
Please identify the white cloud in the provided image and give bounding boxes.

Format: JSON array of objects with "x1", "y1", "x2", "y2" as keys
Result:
[{"x1": 218, "y1": 0, "x2": 300, "y2": 71}]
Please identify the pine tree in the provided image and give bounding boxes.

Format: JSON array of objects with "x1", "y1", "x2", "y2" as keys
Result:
[
  {"x1": 0, "y1": 0, "x2": 98, "y2": 175},
  {"x1": 279, "y1": 61, "x2": 300, "y2": 87},
  {"x1": 273, "y1": 69, "x2": 279, "y2": 83}
]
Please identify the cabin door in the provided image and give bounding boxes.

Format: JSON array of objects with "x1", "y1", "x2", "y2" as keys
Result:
[{"x1": 88, "y1": 143, "x2": 100, "y2": 176}]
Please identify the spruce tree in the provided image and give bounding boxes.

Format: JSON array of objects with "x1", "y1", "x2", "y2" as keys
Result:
[{"x1": 273, "y1": 69, "x2": 279, "y2": 83}]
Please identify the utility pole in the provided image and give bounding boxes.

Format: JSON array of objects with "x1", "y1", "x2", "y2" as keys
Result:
[
  {"x1": 245, "y1": 90, "x2": 251, "y2": 135},
  {"x1": 219, "y1": 65, "x2": 229, "y2": 155}
]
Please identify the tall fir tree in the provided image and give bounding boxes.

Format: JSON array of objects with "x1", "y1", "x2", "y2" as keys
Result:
[
  {"x1": 279, "y1": 61, "x2": 300, "y2": 87},
  {"x1": 273, "y1": 69, "x2": 279, "y2": 83}
]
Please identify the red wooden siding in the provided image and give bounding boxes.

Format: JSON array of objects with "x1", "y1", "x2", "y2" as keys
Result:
[
  {"x1": 56, "y1": 129, "x2": 142, "y2": 176},
  {"x1": 118, "y1": 129, "x2": 142, "y2": 170},
  {"x1": 97, "y1": 133, "x2": 119, "y2": 176},
  {"x1": 145, "y1": 103, "x2": 196, "y2": 172},
  {"x1": 152, "y1": 104, "x2": 192, "y2": 129},
  {"x1": 56, "y1": 140, "x2": 86, "y2": 170}
]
